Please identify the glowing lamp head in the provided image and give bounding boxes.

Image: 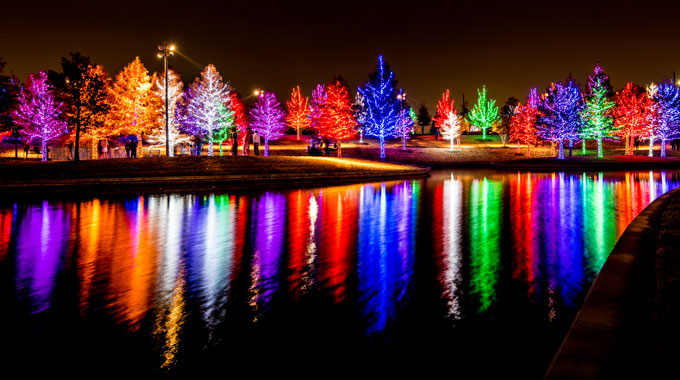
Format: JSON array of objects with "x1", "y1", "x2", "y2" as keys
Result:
[
  {"x1": 157, "y1": 53, "x2": 163, "y2": 59},
  {"x1": 169, "y1": 45, "x2": 175, "y2": 51}
]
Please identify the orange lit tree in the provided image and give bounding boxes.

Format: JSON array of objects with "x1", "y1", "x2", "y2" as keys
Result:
[
  {"x1": 318, "y1": 79, "x2": 357, "y2": 157},
  {"x1": 286, "y1": 85, "x2": 310, "y2": 140},
  {"x1": 107, "y1": 57, "x2": 160, "y2": 157}
]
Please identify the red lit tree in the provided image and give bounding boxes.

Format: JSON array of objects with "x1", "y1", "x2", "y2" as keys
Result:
[
  {"x1": 433, "y1": 89, "x2": 461, "y2": 151},
  {"x1": 228, "y1": 91, "x2": 249, "y2": 151},
  {"x1": 612, "y1": 82, "x2": 651, "y2": 155},
  {"x1": 509, "y1": 88, "x2": 542, "y2": 156},
  {"x1": 286, "y1": 85, "x2": 311, "y2": 140},
  {"x1": 318, "y1": 79, "x2": 357, "y2": 157},
  {"x1": 13, "y1": 71, "x2": 68, "y2": 161}
]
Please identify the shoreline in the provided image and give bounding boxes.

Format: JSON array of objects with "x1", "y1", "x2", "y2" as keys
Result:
[{"x1": 0, "y1": 156, "x2": 430, "y2": 196}]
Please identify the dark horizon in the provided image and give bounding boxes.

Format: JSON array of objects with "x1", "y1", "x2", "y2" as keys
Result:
[{"x1": 2, "y1": 0, "x2": 679, "y2": 110}]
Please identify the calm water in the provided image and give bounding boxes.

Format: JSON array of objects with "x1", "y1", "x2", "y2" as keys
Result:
[{"x1": 1, "y1": 170, "x2": 678, "y2": 377}]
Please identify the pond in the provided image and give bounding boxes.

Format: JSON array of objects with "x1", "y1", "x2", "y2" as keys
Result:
[{"x1": 1, "y1": 169, "x2": 678, "y2": 377}]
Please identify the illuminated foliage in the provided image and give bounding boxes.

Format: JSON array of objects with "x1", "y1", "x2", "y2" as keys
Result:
[
  {"x1": 581, "y1": 63, "x2": 616, "y2": 157},
  {"x1": 495, "y1": 97, "x2": 519, "y2": 146},
  {"x1": 13, "y1": 71, "x2": 68, "y2": 161},
  {"x1": 249, "y1": 90, "x2": 286, "y2": 157},
  {"x1": 433, "y1": 89, "x2": 461, "y2": 151},
  {"x1": 318, "y1": 79, "x2": 357, "y2": 157},
  {"x1": 537, "y1": 79, "x2": 582, "y2": 159},
  {"x1": 612, "y1": 82, "x2": 651, "y2": 155},
  {"x1": 309, "y1": 84, "x2": 327, "y2": 132},
  {"x1": 393, "y1": 91, "x2": 415, "y2": 150},
  {"x1": 509, "y1": 88, "x2": 542, "y2": 156},
  {"x1": 186, "y1": 64, "x2": 231, "y2": 156},
  {"x1": 152, "y1": 68, "x2": 189, "y2": 154},
  {"x1": 651, "y1": 80, "x2": 680, "y2": 157},
  {"x1": 353, "y1": 91, "x2": 368, "y2": 142},
  {"x1": 108, "y1": 57, "x2": 160, "y2": 156},
  {"x1": 358, "y1": 55, "x2": 401, "y2": 159},
  {"x1": 212, "y1": 103, "x2": 236, "y2": 156},
  {"x1": 467, "y1": 86, "x2": 500, "y2": 139},
  {"x1": 285, "y1": 85, "x2": 311, "y2": 140},
  {"x1": 228, "y1": 91, "x2": 249, "y2": 147}
]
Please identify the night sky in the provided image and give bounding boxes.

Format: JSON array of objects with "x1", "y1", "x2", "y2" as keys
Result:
[{"x1": 2, "y1": 0, "x2": 680, "y2": 110}]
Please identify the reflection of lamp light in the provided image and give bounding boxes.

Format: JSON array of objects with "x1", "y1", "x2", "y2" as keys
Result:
[{"x1": 157, "y1": 42, "x2": 176, "y2": 157}]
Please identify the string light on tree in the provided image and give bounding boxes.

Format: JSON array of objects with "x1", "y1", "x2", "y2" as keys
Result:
[
  {"x1": 186, "y1": 64, "x2": 231, "y2": 156},
  {"x1": 537, "y1": 79, "x2": 583, "y2": 159},
  {"x1": 286, "y1": 85, "x2": 311, "y2": 140},
  {"x1": 581, "y1": 63, "x2": 616, "y2": 158},
  {"x1": 318, "y1": 79, "x2": 357, "y2": 157},
  {"x1": 612, "y1": 82, "x2": 651, "y2": 156},
  {"x1": 651, "y1": 80, "x2": 680, "y2": 157},
  {"x1": 467, "y1": 86, "x2": 500, "y2": 140},
  {"x1": 13, "y1": 71, "x2": 68, "y2": 161},
  {"x1": 249, "y1": 90, "x2": 286, "y2": 157},
  {"x1": 394, "y1": 90, "x2": 415, "y2": 150},
  {"x1": 433, "y1": 89, "x2": 461, "y2": 152},
  {"x1": 509, "y1": 88, "x2": 542, "y2": 156}
]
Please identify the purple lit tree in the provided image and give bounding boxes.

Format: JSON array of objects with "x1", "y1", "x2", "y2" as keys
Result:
[
  {"x1": 249, "y1": 91, "x2": 286, "y2": 156},
  {"x1": 537, "y1": 79, "x2": 583, "y2": 159},
  {"x1": 13, "y1": 71, "x2": 68, "y2": 161},
  {"x1": 651, "y1": 80, "x2": 680, "y2": 157},
  {"x1": 309, "y1": 83, "x2": 327, "y2": 132},
  {"x1": 186, "y1": 64, "x2": 230, "y2": 156}
]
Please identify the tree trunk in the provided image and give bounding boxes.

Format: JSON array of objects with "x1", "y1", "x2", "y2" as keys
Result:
[
  {"x1": 649, "y1": 137, "x2": 654, "y2": 157},
  {"x1": 41, "y1": 138, "x2": 48, "y2": 162},
  {"x1": 379, "y1": 135, "x2": 385, "y2": 159},
  {"x1": 297, "y1": 127, "x2": 300, "y2": 140},
  {"x1": 219, "y1": 141, "x2": 223, "y2": 156},
  {"x1": 337, "y1": 141, "x2": 342, "y2": 157},
  {"x1": 450, "y1": 135, "x2": 454, "y2": 151},
  {"x1": 482, "y1": 127, "x2": 487, "y2": 139},
  {"x1": 597, "y1": 138, "x2": 603, "y2": 158},
  {"x1": 527, "y1": 144, "x2": 531, "y2": 157},
  {"x1": 264, "y1": 137, "x2": 270, "y2": 157},
  {"x1": 558, "y1": 139, "x2": 564, "y2": 159},
  {"x1": 517, "y1": 141, "x2": 520, "y2": 154},
  {"x1": 629, "y1": 136, "x2": 635, "y2": 156},
  {"x1": 500, "y1": 134, "x2": 508, "y2": 146},
  {"x1": 359, "y1": 130, "x2": 363, "y2": 143},
  {"x1": 624, "y1": 135, "x2": 630, "y2": 156},
  {"x1": 567, "y1": 139, "x2": 573, "y2": 157},
  {"x1": 661, "y1": 138, "x2": 667, "y2": 157},
  {"x1": 402, "y1": 134, "x2": 406, "y2": 150},
  {"x1": 581, "y1": 139, "x2": 586, "y2": 155},
  {"x1": 208, "y1": 133, "x2": 214, "y2": 157},
  {"x1": 137, "y1": 134, "x2": 142, "y2": 158}
]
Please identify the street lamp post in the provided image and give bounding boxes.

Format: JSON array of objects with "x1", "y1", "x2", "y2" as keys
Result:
[{"x1": 158, "y1": 42, "x2": 175, "y2": 157}]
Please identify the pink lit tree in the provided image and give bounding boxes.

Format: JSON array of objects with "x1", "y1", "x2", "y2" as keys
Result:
[
  {"x1": 249, "y1": 91, "x2": 286, "y2": 156},
  {"x1": 13, "y1": 71, "x2": 68, "y2": 161}
]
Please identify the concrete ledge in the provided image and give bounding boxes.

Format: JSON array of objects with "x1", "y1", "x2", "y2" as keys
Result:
[{"x1": 544, "y1": 187, "x2": 680, "y2": 379}]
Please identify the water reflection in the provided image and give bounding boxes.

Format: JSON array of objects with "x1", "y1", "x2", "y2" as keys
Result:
[{"x1": 3, "y1": 170, "x2": 680, "y2": 376}]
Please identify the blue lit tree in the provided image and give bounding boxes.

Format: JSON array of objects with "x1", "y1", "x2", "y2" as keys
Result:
[
  {"x1": 537, "y1": 79, "x2": 583, "y2": 159},
  {"x1": 652, "y1": 80, "x2": 680, "y2": 157},
  {"x1": 358, "y1": 55, "x2": 401, "y2": 159}
]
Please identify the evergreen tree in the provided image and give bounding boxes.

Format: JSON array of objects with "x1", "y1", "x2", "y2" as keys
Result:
[
  {"x1": 468, "y1": 86, "x2": 500, "y2": 139},
  {"x1": 187, "y1": 64, "x2": 231, "y2": 156},
  {"x1": 537, "y1": 79, "x2": 582, "y2": 159},
  {"x1": 285, "y1": 85, "x2": 311, "y2": 140},
  {"x1": 581, "y1": 63, "x2": 616, "y2": 157},
  {"x1": 416, "y1": 104, "x2": 431, "y2": 134},
  {"x1": 212, "y1": 103, "x2": 236, "y2": 156},
  {"x1": 0, "y1": 58, "x2": 21, "y2": 157},
  {"x1": 318, "y1": 79, "x2": 357, "y2": 157},
  {"x1": 357, "y1": 55, "x2": 401, "y2": 159},
  {"x1": 249, "y1": 91, "x2": 286, "y2": 157},
  {"x1": 13, "y1": 71, "x2": 68, "y2": 161}
]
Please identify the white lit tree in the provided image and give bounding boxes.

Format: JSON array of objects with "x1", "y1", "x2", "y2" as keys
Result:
[{"x1": 187, "y1": 64, "x2": 230, "y2": 156}]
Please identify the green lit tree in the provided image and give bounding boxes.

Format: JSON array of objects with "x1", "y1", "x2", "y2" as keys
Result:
[
  {"x1": 581, "y1": 79, "x2": 616, "y2": 158},
  {"x1": 468, "y1": 86, "x2": 500, "y2": 139}
]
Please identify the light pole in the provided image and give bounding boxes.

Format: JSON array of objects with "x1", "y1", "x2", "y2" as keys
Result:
[{"x1": 157, "y1": 42, "x2": 175, "y2": 157}]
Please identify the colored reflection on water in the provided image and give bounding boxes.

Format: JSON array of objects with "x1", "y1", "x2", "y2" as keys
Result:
[{"x1": 1, "y1": 169, "x2": 680, "y2": 377}]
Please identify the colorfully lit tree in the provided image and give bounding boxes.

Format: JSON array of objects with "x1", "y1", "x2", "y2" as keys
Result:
[
  {"x1": 509, "y1": 88, "x2": 542, "y2": 156},
  {"x1": 468, "y1": 86, "x2": 500, "y2": 139},
  {"x1": 612, "y1": 82, "x2": 650, "y2": 155},
  {"x1": 495, "y1": 97, "x2": 519, "y2": 146},
  {"x1": 651, "y1": 80, "x2": 680, "y2": 157},
  {"x1": 357, "y1": 55, "x2": 401, "y2": 159},
  {"x1": 645, "y1": 83, "x2": 661, "y2": 156},
  {"x1": 318, "y1": 79, "x2": 357, "y2": 157},
  {"x1": 353, "y1": 91, "x2": 368, "y2": 143},
  {"x1": 249, "y1": 91, "x2": 286, "y2": 156},
  {"x1": 212, "y1": 103, "x2": 236, "y2": 156},
  {"x1": 153, "y1": 68, "x2": 188, "y2": 155},
  {"x1": 309, "y1": 84, "x2": 327, "y2": 132},
  {"x1": 187, "y1": 64, "x2": 231, "y2": 156},
  {"x1": 13, "y1": 71, "x2": 68, "y2": 161},
  {"x1": 581, "y1": 64, "x2": 616, "y2": 157},
  {"x1": 537, "y1": 80, "x2": 583, "y2": 159},
  {"x1": 393, "y1": 90, "x2": 415, "y2": 150},
  {"x1": 107, "y1": 57, "x2": 160, "y2": 157},
  {"x1": 286, "y1": 85, "x2": 311, "y2": 140},
  {"x1": 433, "y1": 89, "x2": 461, "y2": 151}
]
